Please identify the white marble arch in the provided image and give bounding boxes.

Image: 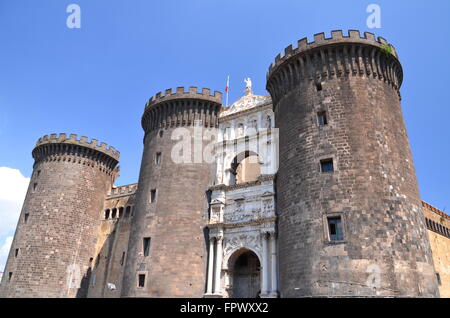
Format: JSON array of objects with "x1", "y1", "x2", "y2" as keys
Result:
[{"x1": 223, "y1": 245, "x2": 262, "y2": 271}]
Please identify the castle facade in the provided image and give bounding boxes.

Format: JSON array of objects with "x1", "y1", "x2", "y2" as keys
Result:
[{"x1": 1, "y1": 30, "x2": 449, "y2": 298}]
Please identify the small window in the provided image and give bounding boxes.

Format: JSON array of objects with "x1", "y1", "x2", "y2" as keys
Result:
[
  {"x1": 138, "y1": 274, "x2": 146, "y2": 288},
  {"x1": 316, "y1": 82, "x2": 323, "y2": 91},
  {"x1": 317, "y1": 111, "x2": 328, "y2": 126},
  {"x1": 24, "y1": 213, "x2": 29, "y2": 224},
  {"x1": 33, "y1": 183, "x2": 38, "y2": 192},
  {"x1": 150, "y1": 190, "x2": 156, "y2": 203},
  {"x1": 8, "y1": 272, "x2": 12, "y2": 282},
  {"x1": 36, "y1": 170, "x2": 41, "y2": 178},
  {"x1": 436, "y1": 273, "x2": 442, "y2": 286},
  {"x1": 120, "y1": 252, "x2": 126, "y2": 266},
  {"x1": 105, "y1": 209, "x2": 110, "y2": 220},
  {"x1": 143, "y1": 237, "x2": 151, "y2": 257},
  {"x1": 118, "y1": 207, "x2": 124, "y2": 218},
  {"x1": 125, "y1": 206, "x2": 131, "y2": 218},
  {"x1": 15, "y1": 249, "x2": 19, "y2": 258},
  {"x1": 320, "y1": 159, "x2": 334, "y2": 173},
  {"x1": 328, "y1": 216, "x2": 344, "y2": 241},
  {"x1": 111, "y1": 208, "x2": 117, "y2": 219},
  {"x1": 155, "y1": 152, "x2": 162, "y2": 165}
]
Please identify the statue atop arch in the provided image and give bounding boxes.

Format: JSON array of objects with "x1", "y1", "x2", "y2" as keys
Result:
[{"x1": 244, "y1": 77, "x2": 252, "y2": 95}]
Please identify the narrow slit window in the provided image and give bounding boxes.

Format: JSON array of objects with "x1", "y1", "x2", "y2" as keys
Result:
[
  {"x1": 138, "y1": 274, "x2": 146, "y2": 288},
  {"x1": 155, "y1": 152, "x2": 162, "y2": 165},
  {"x1": 436, "y1": 273, "x2": 442, "y2": 286},
  {"x1": 320, "y1": 159, "x2": 334, "y2": 173},
  {"x1": 143, "y1": 237, "x2": 151, "y2": 257},
  {"x1": 317, "y1": 111, "x2": 328, "y2": 126},
  {"x1": 120, "y1": 252, "x2": 126, "y2": 266},
  {"x1": 15, "y1": 249, "x2": 19, "y2": 258},
  {"x1": 33, "y1": 183, "x2": 38, "y2": 192},
  {"x1": 328, "y1": 216, "x2": 344, "y2": 241},
  {"x1": 316, "y1": 82, "x2": 323, "y2": 91},
  {"x1": 8, "y1": 272, "x2": 12, "y2": 282},
  {"x1": 24, "y1": 213, "x2": 29, "y2": 224},
  {"x1": 150, "y1": 190, "x2": 156, "y2": 203}
]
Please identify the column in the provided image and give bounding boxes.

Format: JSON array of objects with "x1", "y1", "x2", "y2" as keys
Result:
[
  {"x1": 269, "y1": 233, "x2": 278, "y2": 297},
  {"x1": 206, "y1": 238, "x2": 215, "y2": 294},
  {"x1": 214, "y1": 236, "x2": 223, "y2": 295},
  {"x1": 261, "y1": 233, "x2": 269, "y2": 296}
]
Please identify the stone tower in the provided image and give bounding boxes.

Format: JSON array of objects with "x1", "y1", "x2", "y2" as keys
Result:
[
  {"x1": 121, "y1": 87, "x2": 222, "y2": 297},
  {"x1": 0, "y1": 134, "x2": 119, "y2": 298},
  {"x1": 266, "y1": 30, "x2": 439, "y2": 297}
]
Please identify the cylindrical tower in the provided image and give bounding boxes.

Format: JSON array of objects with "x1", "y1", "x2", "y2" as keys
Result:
[
  {"x1": 122, "y1": 87, "x2": 222, "y2": 297},
  {"x1": 0, "y1": 133, "x2": 119, "y2": 298},
  {"x1": 266, "y1": 30, "x2": 439, "y2": 297}
]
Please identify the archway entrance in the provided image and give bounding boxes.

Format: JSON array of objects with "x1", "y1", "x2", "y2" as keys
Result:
[{"x1": 230, "y1": 250, "x2": 261, "y2": 298}]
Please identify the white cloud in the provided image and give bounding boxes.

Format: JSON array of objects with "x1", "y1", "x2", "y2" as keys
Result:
[
  {"x1": 0, "y1": 236, "x2": 13, "y2": 272},
  {"x1": 0, "y1": 167, "x2": 29, "y2": 272},
  {"x1": 0, "y1": 167, "x2": 29, "y2": 234}
]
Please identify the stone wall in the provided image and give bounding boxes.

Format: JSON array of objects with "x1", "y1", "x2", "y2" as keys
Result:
[
  {"x1": 267, "y1": 30, "x2": 439, "y2": 297},
  {"x1": 422, "y1": 202, "x2": 450, "y2": 298},
  {"x1": 0, "y1": 134, "x2": 119, "y2": 298},
  {"x1": 87, "y1": 185, "x2": 136, "y2": 298},
  {"x1": 121, "y1": 88, "x2": 222, "y2": 297}
]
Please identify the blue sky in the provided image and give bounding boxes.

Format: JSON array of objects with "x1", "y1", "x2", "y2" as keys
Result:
[{"x1": 0, "y1": 1, "x2": 449, "y2": 270}]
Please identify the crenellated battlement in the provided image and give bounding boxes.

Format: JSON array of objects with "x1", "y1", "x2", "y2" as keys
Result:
[
  {"x1": 35, "y1": 133, "x2": 120, "y2": 161},
  {"x1": 145, "y1": 87, "x2": 222, "y2": 108},
  {"x1": 268, "y1": 30, "x2": 398, "y2": 76},
  {"x1": 107, "y1": 183, "x2": 138, "y2": 198},
  {"x1": 266, "y1": 30, "x2": 403, "y2": 106},
  {"x1": 142, "y1": 86, "x2": 223, "y2": 134}
]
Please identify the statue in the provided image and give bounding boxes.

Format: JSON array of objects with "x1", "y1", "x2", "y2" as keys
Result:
[{"x1": 244, "y1": 77, "x2": 252, "y2": 95}]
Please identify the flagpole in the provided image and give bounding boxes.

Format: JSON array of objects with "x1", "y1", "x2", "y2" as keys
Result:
[{"x1": 225, "y1": 75, "x2": 230, "y2": 107}]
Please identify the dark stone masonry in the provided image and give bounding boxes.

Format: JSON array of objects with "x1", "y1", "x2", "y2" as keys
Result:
[{"x1": 0, "y1": 31, "x2": 444, "y2": 298}]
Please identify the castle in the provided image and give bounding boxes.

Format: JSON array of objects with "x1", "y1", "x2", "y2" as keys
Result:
[{"x1": 1, "y1": 30, "x2": 449, "y2": 298}]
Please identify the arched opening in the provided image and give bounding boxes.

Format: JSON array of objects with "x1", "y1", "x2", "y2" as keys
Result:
[
  {"x1": 230, "y1": 151, "x2": 261, "y2": 185},
  {"x1": 228, "y1": 249, "x2": 261, "y2": 298}
]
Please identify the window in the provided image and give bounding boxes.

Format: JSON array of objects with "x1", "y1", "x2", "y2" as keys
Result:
[
  {"x1": 120, "y1": 252, "x2": 126, "y2": 266},
  {"x1": 317, "y1": 111, "x2": 328, "y2": 126},
  {"x1": 316, "y1": 82, "x2": 323, "y2": 91},
  {"x1": 15, "y1": 249, "x2": 19, "y2": 258},
  {"x1": 155, "y1": 152, "x2": 162, "y2": 165},
  {"x1": 36, "y1": 170, "x2": 41, "y2": 178},
  {"x1": 150, "y1": 189, "x2": 156, "y2": 203},
  {"x1": 8, "y1": 272, "x2": 13, "y2": 282},
  {"x1": 118, "y1": 207, "x2": 124, "y2": 218},
  {"x1": 33, "y1": 183, "x2": 38, "y2": 192},
  {"x1": 105, "y1": 209, "x2": 110, "y2": 220},
  {"x1": 111, "y1": 208, "x2": 117, "y2": 219},
  {"x1": 436, "y1": 273, "x2": 442, "y2": 286},
  {"x1": 328, "y1": 216, "x2": 344, "y2": 241},
  {"x1": 125, "y1": 206, "x2": 131, "y2": 218},
  {"x1": 143, "y1": 237, "x2": 151, "y2": 257},
  {"x1": 24, "y1": 213, "x2": 29, "y2": 224},
  {"x1": 138, "y1": 274, "x2": 146, "y2": 288},
  {"x1": 320, "y1": 159, "x2": 334, "y2": 173}
]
